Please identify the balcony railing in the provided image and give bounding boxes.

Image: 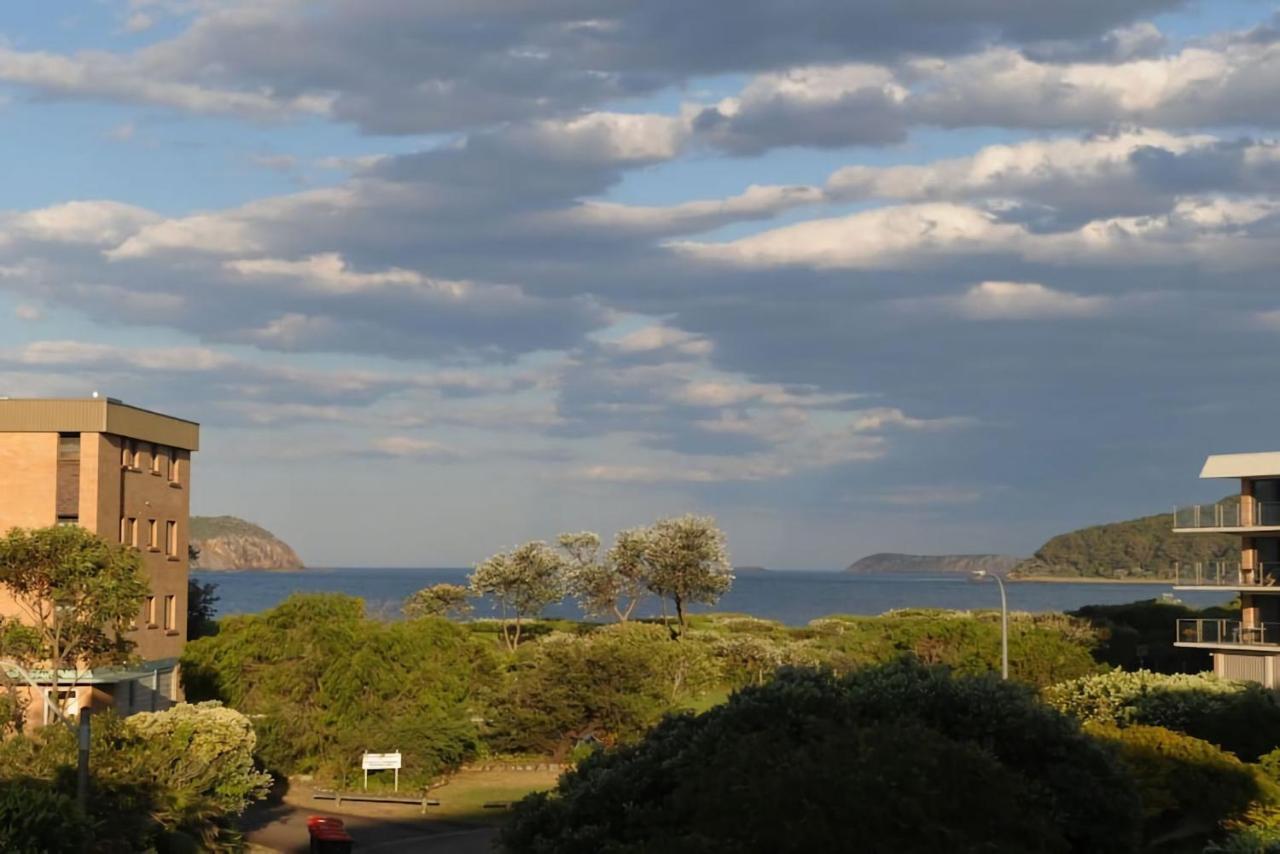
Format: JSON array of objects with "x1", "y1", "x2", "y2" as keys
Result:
[
  {"x1": 1177, "y1": 619, "x2": 1280, "y2": 647},
  {"x1": 1174, "y1": 502, "x2": 1280, "y2": 529},
  {"x1": 1175, "y1": 561, "x2": 1280, "y2": 587}
]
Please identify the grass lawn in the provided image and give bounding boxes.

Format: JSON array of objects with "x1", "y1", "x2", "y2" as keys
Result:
[{"x1": 426, "y1": 768, "x2": 562, "y2": 823}]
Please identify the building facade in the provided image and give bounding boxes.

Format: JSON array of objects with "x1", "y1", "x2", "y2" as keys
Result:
[
  {"x1": 1174, "y1": 452, "x2": 1280, "y2": 688},
  {"x1": 0, "y1": 397, "x2": 199, "y2": 722}
]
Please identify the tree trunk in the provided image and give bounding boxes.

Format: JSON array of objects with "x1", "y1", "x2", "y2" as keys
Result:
[{"x1": 674, "y1": 596, "x2": 686, "y2": 639}]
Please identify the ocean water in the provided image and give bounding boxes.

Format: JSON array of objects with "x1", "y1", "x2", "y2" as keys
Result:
[{"x1": 193, "y1": 568, "x2": 1232, "y2": 627}]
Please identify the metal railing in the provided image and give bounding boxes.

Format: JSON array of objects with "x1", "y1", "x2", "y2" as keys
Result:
[
  {"x1": 1174, "y1": 502, "x2": 1280, "y2": 529},
  {"x1": 1175, "y1": 561, "x2": 1280, "y2": 587},
  {"x1": 1177, "y1": 619, "x2": 1280, "y2": 646}
]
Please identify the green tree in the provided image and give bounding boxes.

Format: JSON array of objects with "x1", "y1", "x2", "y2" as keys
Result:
[
  {"x1": 403, "y1": 583, "x2": 473, "y2": 619},
  {"x1": 0, "y1": 526, "x2": 148, "y2": 724},
  {"x1": 502, "y1": 661, "x2": 1142, "y2": 854},
  {"x1": 642, "y1": 516, "x2": 733, "y2": 635},
  {"x1": 470, "y1": 542, "x2": 566, "y2": 650},
  {"x1": 187, "y1": 578, "x2": 220, "y2": 640},
  {"x1": 560, "y1": 529, "x2": 651, "y2": 622}
]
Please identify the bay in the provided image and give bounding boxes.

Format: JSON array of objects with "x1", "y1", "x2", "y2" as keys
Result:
[{"x1": 193, "y1": 568, "x2": 1233, "y2": 627}]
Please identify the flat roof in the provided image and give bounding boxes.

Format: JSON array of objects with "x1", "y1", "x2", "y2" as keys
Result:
[
  {"x1": 1201, "y1": 452, "x2": 1280, "y2": 479},
  {"x1": 0, "y1": 398, "x2": 199, "y2": 451}
]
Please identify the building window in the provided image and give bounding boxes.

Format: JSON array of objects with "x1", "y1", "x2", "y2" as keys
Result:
[
  {"x1": 170, "y1": 452, "x2": 182, "y2": 486},
  {"x1": 150, "y1": 443, "x2": 162, "y2": 475},
  {"x1": 144, "y1": 596, "x2": 156, "y2": 627},
  {"x1": 163, "y1": 595, "x2": 176, "y2": 631},
  {"x1": 126, "y1": 517, "x2": 138, "y2": 547},
  {"x1": 56, "y1": 515, "x2": 78, "y2": 527},
  {"x1": 147, "y1": 519, "x2": 159, "y2": 550},
  {"x1": 165, "y1": 447, "x2": 175, "y2": 482},
  {"x1": 166, "y1": 521, "x2": 178, "y2": 557},
  {"x1": 57, "y1": 433, "x2": 80, "y2": 461},
  {"x1": 121, "y1": 438, "x2": 139, "y2": 469}
]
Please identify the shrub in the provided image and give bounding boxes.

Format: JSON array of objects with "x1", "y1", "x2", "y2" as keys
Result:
[
  {"x1": 1044, "y1": 669, "x2": 1280, "y2": 760},
  {"x1": 1208, "y1": 805, "x2": 1280, "y2": 853},
  {"x1": 488, "y1": 623, "x2": 717, "y2": 755},
  {"x1": 182, "y1": 593, "x2": 498, "y2": 783},
  {"x1": 1087, "y1": 724, "x2": 1277, "y2": 848},
  {"x1": 502, "y1": 660, "x2": 1142, "y2": 853},
  {"x1": 803, "y1": 611, "x2": 1103, "y2": 687},
  {"x1": 0, "y1": 778, "x2": 90, "y2": 854},
  {"x1": 0, "y1": 703, "x2": 268, "y2": 852}
]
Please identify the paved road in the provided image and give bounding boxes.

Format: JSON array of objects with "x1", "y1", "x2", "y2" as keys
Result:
[{"x1": 243, "y1": 798, "x2": 498, "y2": 853}]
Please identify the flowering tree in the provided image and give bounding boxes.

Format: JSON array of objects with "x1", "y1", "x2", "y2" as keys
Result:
[
  {"x1": 643, "y1": 515, "x2": 733, "y2": 635},
  {"x1": 403, "y1": 583, "x2": 473, "y2": 620},
  {"x1": 560, "y1": 529, "x2": 652, "y2": 622},
  {"x1": 0, "y1": 526, "x2": 149, "y2": 724},
  {"x1": 469, "y1": 541, "x2": 566, "y2": 650}
]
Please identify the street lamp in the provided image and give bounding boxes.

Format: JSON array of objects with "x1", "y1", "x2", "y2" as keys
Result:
[{"x1": 970, "y1": 570, "x2": 1009, "y2": 680}]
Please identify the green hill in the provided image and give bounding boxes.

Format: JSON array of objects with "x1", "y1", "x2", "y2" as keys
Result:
[{"x1": 1013, "y1": 501, "x2": 1236, "y2": 580}]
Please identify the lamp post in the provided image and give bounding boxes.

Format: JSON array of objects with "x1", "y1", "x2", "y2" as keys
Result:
[{"x1": 971, "y1": 570, "x2": 1009, "y2": 680}]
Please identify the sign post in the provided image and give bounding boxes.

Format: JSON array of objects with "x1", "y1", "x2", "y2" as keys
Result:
[{"x1": 361, "y1": 751, "x2": 402, "y2": 792}]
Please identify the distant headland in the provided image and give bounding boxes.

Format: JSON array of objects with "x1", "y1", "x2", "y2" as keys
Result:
[
  {"x1": 846, "y1": 553, "x2": 1024, "y2": 575},
  {"x1": 190, "y1": 516, "x2": 304, "y2": 571}
]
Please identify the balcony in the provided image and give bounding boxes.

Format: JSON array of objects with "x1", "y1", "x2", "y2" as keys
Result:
[
  {"x1": 1173, "y1": 501, "x2": 1280, "y2": 532},
  {"x1": 1174, "y1": 561, "x2": 1280, "y2": 590},
  {"x1": 1176, "y1": 619, "x2": 1280, "y2": 649}
]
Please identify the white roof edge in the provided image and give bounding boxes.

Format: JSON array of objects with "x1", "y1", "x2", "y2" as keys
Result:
[{"x1": 1201, "y1": 452, "x2": 1280, "y2": 479}]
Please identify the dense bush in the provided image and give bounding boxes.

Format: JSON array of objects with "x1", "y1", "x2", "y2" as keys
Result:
[
  {"x1": 488, "y1": 623, "x2": 718, "y2": 755},
  {"x1": 182, "y1": 593, "x2": 499, "y2": 783},
  {"x1": 1088, "y1": 724, "x2": 1277, "y2": 849},
  {"x1": 0, "y1": 778, "x2": 90, "y2": 853},
  {"x1": 1208, "y1": 805, "x2": 1280, "y2": 853},
  {"x1": 0, "y1": 703, "x2": 268, "y2": 852},
  {"x1": 1044, "y1": 669, "x2": 1280, "y2": 760},
  {"x1": 1071, "y1": 600, "x2": 1232, "y2": 674},
  {"x1": 802, "y1": 610, "x2": 1103, "y2": 687},
  {"x1": 502, "y1": 661, "x2": 1142, "y2": 854}
]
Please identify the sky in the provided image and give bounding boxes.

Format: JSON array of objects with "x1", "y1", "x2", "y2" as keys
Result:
[{"x1": 1, "y1": 1, "x2": 1278, "y2": 568}]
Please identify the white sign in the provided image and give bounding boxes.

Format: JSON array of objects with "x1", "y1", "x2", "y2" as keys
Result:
[{"x1": 362, "y1": 752, "x2": 402, "y2": 770}]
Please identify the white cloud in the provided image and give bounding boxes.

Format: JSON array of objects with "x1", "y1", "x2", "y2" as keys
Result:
[
  {"x1": 12, "y1": 201, "x2": 159, "y2": 246},
  {"x1": 674, "y1": 203, "x2": 1021, "y2": 269},
  {"x1": 954, "y1": 281, "x2": 1112, "y2": 320},
  {"x1": 609, "y1": 324, "x2": 713, "y2": 357}
]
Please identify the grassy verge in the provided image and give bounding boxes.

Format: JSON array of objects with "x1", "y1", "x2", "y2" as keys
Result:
[{"x1": 427, "y1": 769, "x2": 562, "y2": 823}]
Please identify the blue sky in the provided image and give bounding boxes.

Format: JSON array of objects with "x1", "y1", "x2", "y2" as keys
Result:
[{"x1": 2, "y1": 1, "x2": 1279, "y2": 567}]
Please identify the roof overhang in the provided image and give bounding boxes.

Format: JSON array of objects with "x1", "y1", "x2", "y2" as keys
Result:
[
  {"x1": 0, "y1": 398, "x2": 199, "y2": 451},
  {"x1": 1200, "y1": 452, "x2": 1280, "y2": 479}
]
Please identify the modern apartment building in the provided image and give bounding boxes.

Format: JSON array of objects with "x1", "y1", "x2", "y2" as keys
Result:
[
  {"x1": 1173, "y1": 452, "x2": 1280, "y2": 688},
  {"x1": 0, "y1": 397, "x2": 198, "y2": 722}
]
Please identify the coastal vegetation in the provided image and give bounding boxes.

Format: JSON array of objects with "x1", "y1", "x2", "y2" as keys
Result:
[
  {"x1": 1, "y1": 522, "x2": 1272, "y2": 852},
  {"x1": 0, "y1": 701, "x2": 269, "y2": 852}
]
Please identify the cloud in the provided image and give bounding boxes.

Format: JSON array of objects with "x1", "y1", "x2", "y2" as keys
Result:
[
  {"x1": 953, "y1": 281, "x2": 1113, "y2": 320},
  {"x1": 0, "y1": 0, "x2": 1183, "y2": 133},
  {"x1": 369, "y1": 436, "x2": 460, "y2": 459}
]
